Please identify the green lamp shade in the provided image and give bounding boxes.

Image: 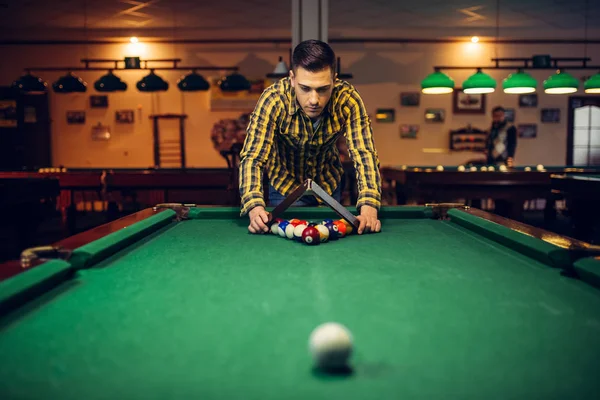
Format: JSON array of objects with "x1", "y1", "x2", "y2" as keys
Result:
[
  {"x1": 11, "y1": 73, "x2": 48, "y2": 92},
  {"x1": 421, "y1": 71, "x2": 454, "y2": 94},
  {"x1": 52, "y1": 72, "x2": 87, "y2": 93},
  {"x1": 94, "y1": 71, "x2": 127, "y2": 92},
  {"x1": 584, "y1": 73, "x2": 600, "y2": 93},
  {"x1": 502, "y1": 71, "x2": 537, "y2": 94},
  {"x1": 136, "y1": 71, "x2": 169, "y2": 92},
  {"x1": 177, "y1": 71, "x2": 210, "y2": 91},
  {"x1": 218, "y1": 72, "x2": 251, "y2": 92},
  {"x1": 462, "y1": 70, "x2": 496, "y2": 94},
  {"x1": 543, "y1": 71, "x2": 579, "y2": 94}
]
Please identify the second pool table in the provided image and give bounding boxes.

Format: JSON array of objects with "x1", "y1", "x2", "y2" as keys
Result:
[{"x1": 1, "y1": 205, "x2": 600, "y2": 399}]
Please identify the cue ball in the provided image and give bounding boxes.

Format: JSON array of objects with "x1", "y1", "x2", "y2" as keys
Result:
[{"x1": 309, "y1": 322, "x2": 353, "y2": 369}]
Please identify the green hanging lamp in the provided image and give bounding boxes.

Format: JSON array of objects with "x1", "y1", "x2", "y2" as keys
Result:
[
  {"x1": 11, "y1": 72, "x2": 48, "y2": 92},
  {"x1": 136, "y1": 70, "x2": 169, "y2": 92},
  {"x1": 94, "y1": 71, "x2": 127, "y2": 92},
  {"x1": 421, "y1": 69, "x2": 454, "y2": 94},
  {"x1": 177, "y1": 70, "x2": 210, "y2": 91},
  {"x1": 584, "y1": 72, "x2": 600, "y2": 93},
  {"x1": 543, "y1": 70, "x2": 579, "y2": 94},
  {"x1": 502, "y1": 70, "x2": 537, "y2": 94},
  {"x1": 52, "y1": 72, "x2": 87, "y2": 93},
  {"x1": 462, "y1": 68, "x2": 496, "y2": 94},
  {"x1": 218, "y1": 72, "x2": 251, "y2": 92}
]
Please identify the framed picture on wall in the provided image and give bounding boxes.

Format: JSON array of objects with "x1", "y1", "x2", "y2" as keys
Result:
[
  {"x1": 541, "y1": 108, "x2": 560, "y2": 123},
  {"x1": 400, "y1": 92, "x2": 420, "y2": 106},
  {"x1": 375, "y1": 108, "x2": 395, "y2": 123},
  {"x1": 453, "y1": 88, "x2": 486, "y2": 114},
  {"x1": 66, "y1": 110, "x2": 85, "y2": 124},
  {"x1": 425, "y1": 109, "x2": 445, "y2": 123},
  {"x1": 400, "y1": 124, "x2": 419, "y2": 138},
  {"x1": 116, "y1": 110, "x2": 134, "y2": 123},
  {"x1": 90, "y1": 95, "x2": 108, "y2": 108},
  {"x1": 518, "y1": 94, "x2": 538, "y2": 107},
  {"x1": 518, "y1": 124, "x2": 537, "y2": 138},
  {"x1": 504, "y1": 108, "x2": 515, "y2": 122}
]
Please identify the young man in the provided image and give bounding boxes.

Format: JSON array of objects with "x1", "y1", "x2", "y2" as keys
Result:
[
  {"x1": 485, "y1": 106, "x2": 517, "y2": 167},
  {"x1": 238, "y1": 39, "x2": 382, "y2": 235}
]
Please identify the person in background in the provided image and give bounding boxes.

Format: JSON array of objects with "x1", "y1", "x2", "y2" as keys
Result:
[{"x1": 485, "y1": 106, "x2": 517, "y2": 167}]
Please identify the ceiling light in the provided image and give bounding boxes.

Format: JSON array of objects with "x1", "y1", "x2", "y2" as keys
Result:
[
  {"x1": 584, "y1": 72, "x2": 600, "y2": 93},
  {"x1": 462, "y1": 68, "x2": 496, "y2": 94},
  {"x1": 502, "y1": 70, "x2": 537, "y2": 94},
  {"x1": 421, "y1": 69, "x2": 454, "y2": 94},
  {"x1": 543, "y1": 70, "x2": 579, "y2": 94}
]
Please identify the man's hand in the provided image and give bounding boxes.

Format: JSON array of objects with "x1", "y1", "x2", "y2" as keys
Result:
[
  {"x1": 356, "y1": 205, "x2": 381, "y2": 234},
  {"x1": 248, "y1": 206, "x2": 270, "y2": 234}
]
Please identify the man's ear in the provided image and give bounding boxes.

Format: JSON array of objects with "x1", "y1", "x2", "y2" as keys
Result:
[{"x1": 289, "y1": 69, "x2": 295, "y2": 84}]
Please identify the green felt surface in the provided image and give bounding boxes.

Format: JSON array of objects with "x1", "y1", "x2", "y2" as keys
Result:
[{"x1": 1, "y1": 208, "x2": 600, "y2": 399}]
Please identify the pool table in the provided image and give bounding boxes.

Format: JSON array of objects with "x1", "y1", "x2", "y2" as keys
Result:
[
  {"x1": 551, "y1": 174, "x2": 600, "y2": 243},
  {"x1": 381, "y1": 165, "x2": 600, "y2": 221},
  {"x1": 1, "y1": 205, "x2": 600, "y2": 399}
]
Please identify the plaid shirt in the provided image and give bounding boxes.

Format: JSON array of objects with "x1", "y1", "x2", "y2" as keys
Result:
[{"x1": 238, "y1": 77, "x2": 381, "y2": 216}]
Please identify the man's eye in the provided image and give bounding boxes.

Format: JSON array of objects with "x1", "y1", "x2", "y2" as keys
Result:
[{"x1": 301, "y1": 87, "x2": 310, "y2": 92}]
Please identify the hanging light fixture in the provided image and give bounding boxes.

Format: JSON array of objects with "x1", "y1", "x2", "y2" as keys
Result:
[
  {"x1": 94, "y1": 70, "x2": 127, "y2": 92},
  {"x1": 421, "y1": 68, "x2": 454, "y2": 94},
  {"x1": 266, "y1": 56, "x2": 289, "y2": 79},
  {"x1": 218, "y1": 71, "x2": 251, "y2": 92},
  {"x1": 584, "y1": 71, "x2": 600, "y2": 93},
  {"x1": 502, "y1": 69, "x2": 537, "y2": 94},
  {"x1": 462, "y1": 68, "x2": 496, "y2": 94},
  {"x1": 177, "y1": 70, "x2": 210, "y2": 91},
  {"x1": 52, "y1": 72, "x2": 87, "y2": 93},
  {"x1": 136, "y1": 70, "x2": 169, "y2": 92},
  {"x1": 543, "y1": 70, "x2": 579, "y2": 94},
  {"x1": 11, "y1": 72, "x2": 48, "y2": 92}
]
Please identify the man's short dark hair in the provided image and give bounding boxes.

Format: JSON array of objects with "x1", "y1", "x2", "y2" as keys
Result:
[
  {"x1": 492, "y1": 106, "x2": 505, "y2": 113},
  {"x1": 292, "y1": 39, "x2": 336, "y2": 75}
]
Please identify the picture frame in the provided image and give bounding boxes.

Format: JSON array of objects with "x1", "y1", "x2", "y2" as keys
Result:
[
  {"x1": 375, "y1": 108, "x2": 395, "y2": 123},
  {"x1": 425, "y1": 108, "x2": 445, "y2": 123},
  {"x1": 90, "y1": 95, "x2": 108, "y2": 108},
  {"x1": 541, "y1": 108, "x2": 560, "y2": 123},
  {"x1": 400, "y1": 124, "x2": 419, "y2": 139},
  {"x1": 517, "y1": 124, "x2": 537, "y2": 138},
  {"x1": 453, "y1": 88, "x2": 486, "y2": 114},
  {"x1": 116, "y1": 110, "x2": 134, "y2": 124},
  {"x1": 66, "y1": 110, "x2": 86, "y2": 124},
  {"x1": 518, "y1": 94, "x2": 538, "y2": 108},
  {"x1": 504, "y1": 108, "x2": 515, "y2": 123},
  {"x1": 400, "y1": 92, "x2": 420, "y2": 107}
]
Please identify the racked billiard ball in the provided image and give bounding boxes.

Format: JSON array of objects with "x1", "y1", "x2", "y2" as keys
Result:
[
  {"x1": 333, "y1": 220, "x2": 347, "y2": 237},
  {"x1": 293, "y1": 224, "x2": 308, "y2": 242},
  {"x1": 302, "y1": 226, "x2": 320, "y2": 245},
  {"x1": 278, "y1": 221, "x2": 290, "y2": 237},
  {"x1": 324, "y1": 222, "x2": 340, "y2": 240},
  {"x1": 315, "y1": 224, "x2": 329, "y2": 242}
]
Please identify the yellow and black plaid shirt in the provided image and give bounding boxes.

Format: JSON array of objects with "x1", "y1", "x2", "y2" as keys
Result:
[{"x1": 239, "y1": 77, "x2": 381, "y2": 216}]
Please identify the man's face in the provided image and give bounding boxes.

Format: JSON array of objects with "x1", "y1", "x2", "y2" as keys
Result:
[
  {"x1": 290, "y1": 66, "x2": 335, "y2": 119},
  {"x1": 492, "y1": 110, "x2": 505, "y2": 124}
]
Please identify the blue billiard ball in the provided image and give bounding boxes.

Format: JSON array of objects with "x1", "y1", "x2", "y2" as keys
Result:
[
  {"x1": 278, "y1": 221, "x2": 290, "y2": 237},
  {"x1": 324, "y1": 222, "x2": 340, "y2": 240}
]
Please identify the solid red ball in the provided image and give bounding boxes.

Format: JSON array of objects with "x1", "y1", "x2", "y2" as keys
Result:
[{"x1": 302, "y1": 226, "x2": 321, "y2": 245}]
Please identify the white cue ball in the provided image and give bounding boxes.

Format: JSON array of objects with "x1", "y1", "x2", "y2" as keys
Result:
[
  {"x1": 270, "y1": 223, "x2": 279, "y2": 235},
  {"x1": 309, "y1": 322, "x2": 353, "y2": 369}
]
